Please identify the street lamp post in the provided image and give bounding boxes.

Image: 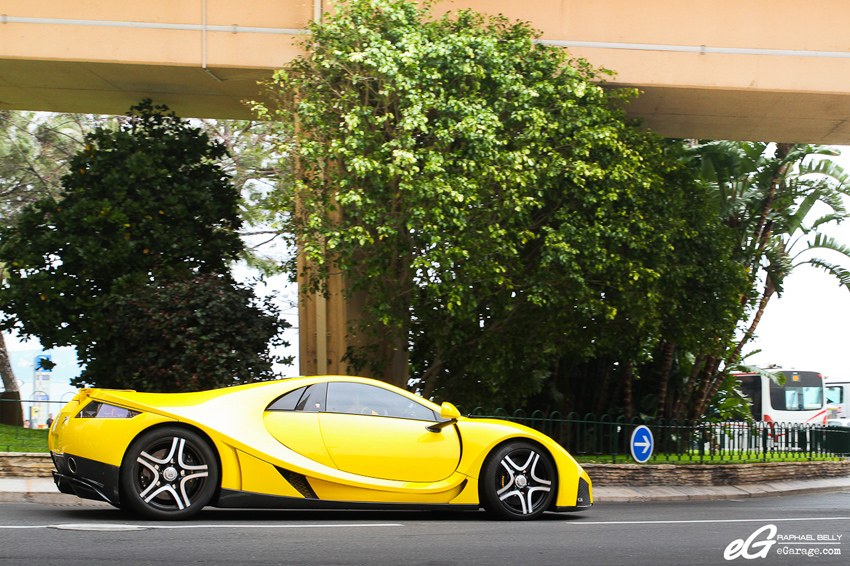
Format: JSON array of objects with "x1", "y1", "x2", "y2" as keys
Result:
[{"x1": 31, "y1": 354, "x2": 51, "y2": 427}]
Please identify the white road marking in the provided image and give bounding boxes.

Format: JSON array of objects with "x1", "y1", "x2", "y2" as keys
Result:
[
  {"x1": 0, "y1": 523, "x2": 404, "y2": 531},
  {"x1": 571, "y1": 516, "x2": 850, "y2": 526}
]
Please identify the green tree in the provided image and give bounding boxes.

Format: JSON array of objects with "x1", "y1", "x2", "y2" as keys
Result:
[
  {"x1": 258, "y1": 0, "x2": 746, "y2": 408},
  {"x1": 76, "y1": 274, "x2": 290, "y2": 391},
  {"x1": 617, "y1": 142, "x2": 850, "y2": 422},
  {"x1": 0, "y1": 111, "x2": 106, "y2": 400},
  {"x1": 0, "y1": 101, "x2": 287, "y2": 391},
  {"x1": 0, "y1": 111, "x2": 112, "y2": 223},
  {"x1": 664, "y1": 141, "x2": 850, "y2": 420}
]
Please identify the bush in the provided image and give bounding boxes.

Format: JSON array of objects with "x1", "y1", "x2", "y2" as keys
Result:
[{"x1": 73, "y1": 274, "x2": 291, "y2": 392}]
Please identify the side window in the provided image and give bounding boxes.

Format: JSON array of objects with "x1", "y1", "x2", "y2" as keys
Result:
[
  {"x1": 326, "y1": 382, "x2": 436, "y2": 421},
  {"x1": 266, "y1": 383, "x2": 327, "y2": 413},
  {"x1": 267, "y1": 387, "x2": 304, "y2": 411},
  {"x1": 296, "y1": 383, "x2": 327, "y2": 412}
]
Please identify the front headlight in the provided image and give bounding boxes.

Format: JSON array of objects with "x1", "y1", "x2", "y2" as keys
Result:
[{"x1": 77, "y1": 401, "x2": 140, "y2": 419}]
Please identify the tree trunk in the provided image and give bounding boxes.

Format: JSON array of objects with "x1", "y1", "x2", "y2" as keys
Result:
[
  {"x1": 729, "y1": 278, "x2": 775, "y2": 367},
  {"x1": 593, "y1": 361, "x2": 614, "y2": 416},
  {"x1": 701, "y1": 369, "x2": 730, "y2": 419},
  {"x1": 749, "y1": 144, "x2": 792, "y2": 271},
  {"x1": 656, "y1": 341, "x2": 675, "y2": 419},
  {"x1": 622, "y1": 362, "x2": 634, "y2": 419},
  {"x1": 672, "y1": 353, "x2": 705, "y2": 420},
  {"x1": 0, "y1": 334, "x2": 24, "y2": 426},
  {"x1": 420, "y1": 357, "x2": 444, "y2": 400},
  {"x1": 0, "y1": 334, "x2": 18, "y2": 392},
  {"x1": 694, "y1": 356, "x2": 723, "y2": 419}
]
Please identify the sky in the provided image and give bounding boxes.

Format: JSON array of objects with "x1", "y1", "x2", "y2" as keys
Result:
[{"x1": 7, "y1": 145, "x2": 850, "y2": 407}]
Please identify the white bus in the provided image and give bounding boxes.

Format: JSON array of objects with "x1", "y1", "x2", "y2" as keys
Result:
[{"x1": 734, "y1": 368, "x2": 827, "y2": 425}]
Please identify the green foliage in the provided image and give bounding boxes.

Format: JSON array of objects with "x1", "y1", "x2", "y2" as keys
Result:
[
  {"x1": 659, "y1": 142, "x2": 850, "y2": 420},
  {"x1": 258, "y1": 0, "x2": 747, "y2": 407},
  {"x1": 0, "y1": 100, "x2": 244, "y2": 347},
  {"x1": 0, "y1": 109, "x2": 295, "y2": 394},
  {"x1": 74, "y1": 274, "x2": 291, "y2": 392},
  {"x1": 0, "y1": 111, "x2": 105, "y2": 224},
  {"x1": 0, "y1": 101, "x2": 288, "y2": 391},
  {"x1": 701, "y1": 374, "x2": 758, "y2": 423}
]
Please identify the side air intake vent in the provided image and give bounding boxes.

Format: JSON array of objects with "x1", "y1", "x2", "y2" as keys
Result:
[
  {"x1": 575, "y1": 478, "x2": 591, "y2": 507},
  {"x1": 277, "y1": 467, "x2": 318, "y2": 499}
]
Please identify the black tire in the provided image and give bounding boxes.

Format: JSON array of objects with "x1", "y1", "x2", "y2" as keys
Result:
[
  {"x1": 119, "y1": 426, "x2": 219, "y2": 520},
  {"x1": 480, "y1": 440, "x2": 557, "y2": 520}
]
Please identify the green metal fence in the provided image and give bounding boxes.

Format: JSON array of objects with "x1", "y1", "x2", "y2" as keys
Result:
[{"x1": 467, "y1": 408, "x2": 850, "y2": 463}]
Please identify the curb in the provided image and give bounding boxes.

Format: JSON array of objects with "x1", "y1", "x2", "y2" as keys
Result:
[
  {"x1": 592, "y1": 476, "x2": 850, "y2": 503},
  {"x1": 0, "y1": 492, "x2": 111, "y2": 506}
]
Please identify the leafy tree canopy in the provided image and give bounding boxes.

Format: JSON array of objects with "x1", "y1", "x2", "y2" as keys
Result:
[
  {"x1": 0, "y1": 111, "x2": 110, "y2": 224},
  {"x1": 0, "y1": 101, "x2": 289, "y2": 391},
  {"x1": 1, "y1": 110, "x2": 110, "y2": 397},
  {"x1": 0, "y1": 110, "x2": 289, "y2": 394},
  {"x1": 0, "y1": 100, "x2": 244, "y2": 347},
  {"x1": 658, "y1": 142, "x2": 850, "y2": 420},
  {"x1": 75, "y1": 274, "x2": 291, "y2": 391},
  {"x1": 258, "y1": 0, "x2": 747, "y2": 407}
]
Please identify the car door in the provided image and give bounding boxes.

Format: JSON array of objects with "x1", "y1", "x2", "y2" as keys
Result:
[{"x1": 318, "y1": 382, "x2": 461, "y2": 483}]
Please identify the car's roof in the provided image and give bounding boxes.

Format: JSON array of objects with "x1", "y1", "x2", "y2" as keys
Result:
[{"x1": 82, "y1": 375, "x2": 442, "y2": 413}]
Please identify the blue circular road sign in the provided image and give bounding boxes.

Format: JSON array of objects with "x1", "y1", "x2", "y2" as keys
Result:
[{"x1": 630, "y1": 425, "x2": 654, "y2": 463}]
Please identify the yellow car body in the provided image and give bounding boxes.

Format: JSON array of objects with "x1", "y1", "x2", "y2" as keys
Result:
[{"x1": 49, "y1": 375, "x2": 592, "y2": 520}]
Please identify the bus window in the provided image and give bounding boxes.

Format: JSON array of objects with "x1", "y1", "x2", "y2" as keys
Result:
[
  {"x1": 769, "y1": 372, "x2": 824, "y2": 411},
  {"x1": 737, "y1": 374, "x2": 762, "y2": 421},
  {"x1": 827, "y1": 386, "x2": 844, "y2": 405}
]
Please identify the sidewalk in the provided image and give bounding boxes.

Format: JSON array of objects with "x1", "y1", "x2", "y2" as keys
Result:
[{"x1": 2, "y1": 475, "x2": 850, "y2": 506}]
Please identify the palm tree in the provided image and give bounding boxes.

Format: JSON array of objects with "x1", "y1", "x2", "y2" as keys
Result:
[{"x1": 679, "y1": 142, "x2": 850, "y2": 419}]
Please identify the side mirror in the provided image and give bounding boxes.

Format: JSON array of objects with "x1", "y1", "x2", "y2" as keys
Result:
[
  {"x1": 440, "y1": 402, "x2": 461, "y2": 420},
  {"x1": 427, "y1": 402, "x2": 461, "y2": 432}
]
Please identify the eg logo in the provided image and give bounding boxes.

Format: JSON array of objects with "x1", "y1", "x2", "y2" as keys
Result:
[{"x1": 724, "y1": 525, "x2": 778, "y2": 560}]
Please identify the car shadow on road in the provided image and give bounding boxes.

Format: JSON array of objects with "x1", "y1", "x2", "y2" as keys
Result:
[{"x1": 45, "y1": 505, "x2": 591, "y2": 524}]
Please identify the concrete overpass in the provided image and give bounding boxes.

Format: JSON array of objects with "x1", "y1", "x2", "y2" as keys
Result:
[
  {"x1": 5, "y1": 0, "x2": 850, "y2": 376},
  {"x1": 3, "y1": 1, "x2": 850, "y2": 143}
]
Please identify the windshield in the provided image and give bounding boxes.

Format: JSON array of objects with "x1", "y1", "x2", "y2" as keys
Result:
[{"x1": 769, "y1": 371, "x2": 824, "y2": 411}]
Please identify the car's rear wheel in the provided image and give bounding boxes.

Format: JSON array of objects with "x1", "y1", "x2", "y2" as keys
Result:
[
  {"x1": 120, "y1": 426, "x2": 218, "y2": 520},
  {"x1": 481, "y1": 440, "x2": 556, "y2": 520}
]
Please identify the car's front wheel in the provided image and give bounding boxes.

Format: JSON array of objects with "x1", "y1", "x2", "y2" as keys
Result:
[
  {"x1": 481, "y1": 440, "x2": 557, "y2": 520},
  {"x1": 120, "y1": 426, "x2": 219, "y2": 520}
]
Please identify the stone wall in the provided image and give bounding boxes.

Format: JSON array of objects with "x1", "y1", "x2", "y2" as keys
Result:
[
  {"x1": 583, "y1": 460, "x2": 850, "y2": 486},
  {"x1": 0, "y1": 453, "x2": 53, "y2": 478}
]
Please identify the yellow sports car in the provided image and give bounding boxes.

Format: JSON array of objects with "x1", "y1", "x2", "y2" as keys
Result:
[{"x1": 49, "y1": 375, "x2": 592, "y2": 520}]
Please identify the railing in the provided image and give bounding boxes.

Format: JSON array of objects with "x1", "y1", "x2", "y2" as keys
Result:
[{"x1": 467, "y1": 408, "x2": 850, "y2": 463}]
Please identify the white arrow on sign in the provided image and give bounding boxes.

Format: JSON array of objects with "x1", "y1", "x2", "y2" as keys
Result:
[{"x1": 634, "y1": 434, "x2": 651, "y2": 453}]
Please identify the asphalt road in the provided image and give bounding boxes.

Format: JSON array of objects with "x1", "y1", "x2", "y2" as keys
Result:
[{"x1": 1, "y1": 491, "x2": 849, "y2": 566}]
